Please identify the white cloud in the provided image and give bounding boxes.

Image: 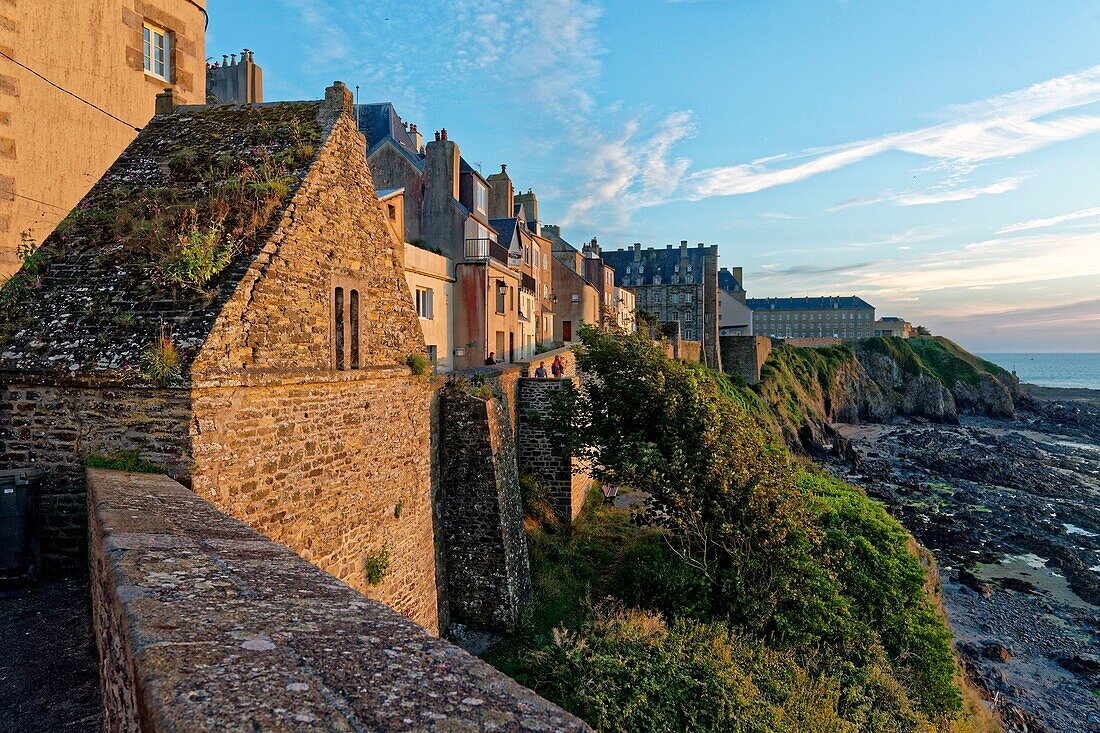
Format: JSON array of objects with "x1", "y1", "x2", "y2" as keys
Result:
[
  {"x1": 685, "y1": 65, "x2": 1100, "y2": 200},
  {"x1": 997, "y1": 205, "x2": 1100, "y2": 233}
]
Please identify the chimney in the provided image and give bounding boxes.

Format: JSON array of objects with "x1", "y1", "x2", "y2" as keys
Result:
[
  {"x1": 633, "y1": 242, "x2": 641, "y2": 260},
  {"x1": 425, "y1": 131, "x2": 460, "y2": 202},
  {"x1": 680, "y1": 240, "x2": 688, "y2": 255},
  {"x1": 441, "y1": 127, "x2": 448, "y2": 140},
  {"x1": 407, "y1": 123, "x2": 422, "y2": 151},
  {"x1": 222, "y1": 54, "x2": 228, "y2": 66},
  {"x1": 324, "y1": 81, "x2": 354, "y2": 117},
  {"x1": 733, "y1": 266, "x2": 743, "y2": 287},
  {"x1": 514, "y1": 189, "x2": 540, "y2": 235},
  {"x1": 155, "y1": 88, "x2": 174, "y2": 115},
  {"x1": 231, "y1": 53, "x2": 237, "y2": 65},
  {"x1": 486, "y1": 163, "x2": 514, "y2": 219},
  {"x1": 666, "y1": 244, "x2": 673, "y2": 249}
]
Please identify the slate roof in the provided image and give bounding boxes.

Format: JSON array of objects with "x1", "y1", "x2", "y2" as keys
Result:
[
  {"x1": 355, "y1": 103, "x2": 415, "y2": 153},
  {"x1": 489, "y1": 218, "x2": 518, "y2": 247},
  {"x1": 600, "y1": 246, "x2": 709, "y2": 288},
  {"x1": 0, "y1": 101, "x2": 326, "y2": 382},
  {"x1": 746, "y1": 296, "x2": 874, "y2": 311},
  {"x1": 718, "y1": 269, "x2": 744, "y2": 292}
]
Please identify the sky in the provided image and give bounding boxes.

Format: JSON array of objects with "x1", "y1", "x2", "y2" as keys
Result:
[{"x1": 208, "y1": 1, "x2": 1100, "y2": 353}]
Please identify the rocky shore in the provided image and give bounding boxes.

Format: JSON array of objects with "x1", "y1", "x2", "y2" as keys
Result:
[{"x1": 832, "y1": 390, "x2": 1100, "y2": 732}]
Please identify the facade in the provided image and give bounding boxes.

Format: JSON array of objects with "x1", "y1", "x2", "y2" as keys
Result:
[
  {"x1": 545, "y1": 227, "x2": 600, "y2": 343},
  {"x1": 748, "y1": 296, "x2": 875, "y2": 340},
  {"x1": 717, "y1": 266, "x2": 752, "y2": 336},
  {"x1": 875, "y1": 317, "x2": 915, "y2": 338},
  {"x1": 0, "y1": 0, "x2": 208, "y2": 276},
  {"x1": 0, "y1": 84, "x2": 442, "y2": 631},
  {"x1": 601, "y1": 241, "x2": 721, "y2": 368},
  {"x1": 206, "y1": 49, "x2": 263, "y2": 104},
  {"x1": 404, "y1": 241, "x2": 455, "y2": 372}
]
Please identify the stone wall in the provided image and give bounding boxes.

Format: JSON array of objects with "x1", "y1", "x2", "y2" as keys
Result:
[
  {"x1": 189, "y1": 371, "x2": 439, "y2": 631},
  {"x1": 517, "y1": 377, "x2": 590, "y2": 521},
  {"x1": 0, "y1": 383, "x2": 191, "y2": 567},
  {"x1": 720, "y1": 335, "x2": 773, "y2": 385},
  {"x1": 439, "y1": 388, "x2": 531, "y2": 630},
  {"x1": 87, "y1": 468, "x2": 588, "y2": 732},
  {"x1": 515, "y1": 345, "x2": 577, "y2": 378}
]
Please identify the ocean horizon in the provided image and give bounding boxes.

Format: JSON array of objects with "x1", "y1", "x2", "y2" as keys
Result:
[{"x1": 979, "y1": 352, "x2": 1100, "y2": 391}]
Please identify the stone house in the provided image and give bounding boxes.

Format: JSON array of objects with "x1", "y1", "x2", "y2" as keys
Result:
[
  {"x1": 0, "y1": 83, "x2": 443, "y2": 632},
  {"x1": 0, "y1": 0, "x2": 208, "y2": 277},
  {"x1": 404, "y1": 239, "x2": 456, "y2": 372},
  {"x1": 718, "y1": 266, "x2": 752, "y2": 336},
  {"x1": 748, "y1": 295, "x2": 875, "y2": 340},
  {"x1": 602, "y1": 241, "x2": 722, "y2": 368},
  {"x1": 544, "y1": 227, "x2": 601, "y2": 344}
]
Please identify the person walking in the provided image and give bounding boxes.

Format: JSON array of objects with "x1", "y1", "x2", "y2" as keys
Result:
[
  {"x1": 534, "y1": 362, "x2": 548, "y2": 378},
  {"x1": 551, "y1": 355, "x2": 564, "y2": 378}
]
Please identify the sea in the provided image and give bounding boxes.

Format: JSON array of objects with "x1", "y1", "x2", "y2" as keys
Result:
[{"x1": 979, "y1": 353, "x2": 1100, "y2": 391}]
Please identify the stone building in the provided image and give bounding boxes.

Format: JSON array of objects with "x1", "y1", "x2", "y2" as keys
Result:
[
  {"x1": 601, "y1": 241, "x2": 722, "y2": 368},
  {"x1": 748, "y1": 295, "x2": 876, "y2": 340},
  {"x1": 875, "y1": 316, "x2": 915, "y2": 338},
  {"x1": 718, "y1": 266, "x2": 752, "y2": 336},
  {"x1": 0, "y1": 83, "x2": 443, "y2": 631},
  {"x1": 544, "y1": 227, "x2": 600, "y2": 343},
  {"x1": 206, "y1": 49, "x2": 263, "y2": 104},
  {"x1": 0, "y1": 0, "x2": 208, "y2": 277}
]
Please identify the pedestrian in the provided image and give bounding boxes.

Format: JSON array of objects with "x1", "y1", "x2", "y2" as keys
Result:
[
  {"x1": 534, "y1": 361, "x2": 548, "y2": 378},
  {"x1": 485, "y1": 352, "x2": 496, "y2": 365},
  {"x1": 551, "y1": 355, "x2": 564, "y2": 378}
]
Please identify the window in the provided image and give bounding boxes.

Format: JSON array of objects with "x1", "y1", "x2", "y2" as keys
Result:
[
  {"x1": 474, "y1": 182, "x2": 488, "y2": 213},
  {"x1": 334, "y1": 287, "x2": 345, "y2": 370},
  {"x1": 333, "y1": 280, "x2": 363, "y2": 370},
  {"x1": 349, "y1": 290, "x2": 360, "y2": 369},
  {"x1": 143, "y1": 22, "x2": 171, "y2": 81},
  {"x1": 415, "y1": 287, "x2": 433, "y2": 319},
  {"x1": 571, "y1": 293, "x2": 579, "y2": 303},
  {"x1": 426, "y1": 345, "x2": 438, "y2": 365},
  {"x1": 387, "y1": 204, "x2": 397, "y2": 221}
]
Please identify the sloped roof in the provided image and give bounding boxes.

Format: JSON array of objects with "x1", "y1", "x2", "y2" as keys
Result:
[
  {"x1": 746, "y1": 296, "x2": 874, "y2": 311},
  {"x1": 0, "y1": 101, "x2": 326, "y2": 382},
  {"x1": 601, "y1": 246, "x2": 710, "y2": 287},
  {"x1": 489, "y1": 217, "x2": 518, "y2": 248},
  {"x1": 718, "y1": 269, "x2": 744, "y2": 292}
]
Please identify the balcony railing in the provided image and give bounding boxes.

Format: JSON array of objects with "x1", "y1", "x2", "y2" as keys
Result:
[
  {"x1": 464, "y1": 238, "x2": 491, "y2": 261},
  {"x1": 521, "y1": 272, "x2": 537, "y2": 293}
]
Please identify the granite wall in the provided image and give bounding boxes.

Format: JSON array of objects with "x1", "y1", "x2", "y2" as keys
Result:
[
  {"x1": 87, "y1": 468, "x2": 588, "y2": 732},
  {"x1": 439, "y1": 387, "x2": 531, "y2": 630},
  {"x1": 720, "y1": 335, "x2": 773, "y2": 385},
  {"x1": 516, "y1": 377, "x2": 590, "y2": 521}
]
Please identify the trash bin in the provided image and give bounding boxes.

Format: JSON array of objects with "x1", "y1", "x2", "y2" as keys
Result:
[{"x1": 0, "y1": 469, "x2": 40, "y2": 585}]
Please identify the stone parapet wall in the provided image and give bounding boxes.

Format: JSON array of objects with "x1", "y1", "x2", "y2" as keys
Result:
[
  {"x1": 720, "y1": 335, "x2": 773, "y2": 385},
  {"x1": 87, "y1": 468, "x2": 588, "y2": 732},
  {"x1": 190, "y1": 370, "x2": 439, "y2": 632},
  {"x1": 515, "y1": 346, "x2": 577, "y2": 378},
  {"x1": 517, "y1": 377, "x2": 591, "y2": 521},
  {"x1": 439, "y1": 388, "x2": 531, "y2": 629},
  {"x1": 0, "y1": 383, "x2": 191, "y2": 566}
]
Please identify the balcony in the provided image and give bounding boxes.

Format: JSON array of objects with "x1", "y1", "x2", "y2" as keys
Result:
[
  {"x1": 464, "y1": 238, "x2": 491, "y2": 261},
  {"x1": 521, "y1": 272, "x2": 537, "y2": 293}
]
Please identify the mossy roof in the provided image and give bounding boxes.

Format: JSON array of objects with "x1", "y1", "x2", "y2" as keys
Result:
[{"x1": 0, "y1": 102, "x2": 325, "y2": 384}]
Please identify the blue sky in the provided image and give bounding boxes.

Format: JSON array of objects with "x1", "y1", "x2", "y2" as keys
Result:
[{"x1": 209, "y1": 1, "x2": 1100, "y2": 352}]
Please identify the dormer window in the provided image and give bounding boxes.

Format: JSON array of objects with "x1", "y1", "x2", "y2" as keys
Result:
[
  {"x1": 143, "y1": 22, "x2": 171, "y2": 81},
  {"x1": 474, "y1": 182, "x2": 488, "y2": 214}
]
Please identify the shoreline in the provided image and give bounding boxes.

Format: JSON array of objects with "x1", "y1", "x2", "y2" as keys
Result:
[{"x1": 1022, "y1": 383, "x2": 1100, "y2": 407}]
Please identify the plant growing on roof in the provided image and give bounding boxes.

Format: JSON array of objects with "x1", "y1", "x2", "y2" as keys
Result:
[
  {"x1": 141, "y1": 322, "x2": 182, "y2": 387},
  {"x1": 163, "y1": 212, "x2": 236, "y2": 288}
]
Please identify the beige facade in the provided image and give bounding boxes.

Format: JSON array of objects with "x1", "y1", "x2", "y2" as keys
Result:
[
  {"x1": 749, "y1": 296, "x2": 875, "y2": 340},
  {"x1": 0, "y1": 0, "x2": 207, "y2": 276},
  {"x1": 405, "y1": 242, "x2": 455, "y2": 372}
]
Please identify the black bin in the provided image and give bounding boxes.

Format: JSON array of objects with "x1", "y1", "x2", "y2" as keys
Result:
[{"x1": 0, "y1": 469, "x2": 40, "y2": 585}]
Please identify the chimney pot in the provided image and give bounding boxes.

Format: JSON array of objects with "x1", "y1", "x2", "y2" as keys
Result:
[
  {"x1": 231, "y1": 54, "x2": 237, "y2": 65},
  {"x1": 434, "y1": 131, "x2": 441, "y2": 141},
  {"x1": 222, "y1": 55, "x2": 228, "y2": 65},
  {"x1": 501, "y1": 163, "x2": 507, "y2": 172},
  {"x1": 441, "y1": 127, "x2": 448, "y2": 140}
]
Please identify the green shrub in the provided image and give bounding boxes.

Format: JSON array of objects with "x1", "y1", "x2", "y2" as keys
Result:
[
  {"x1": 84, "y1": 450, "x2": 160, "y2": 474},
  {"x1": 141, "y1": 325, "x2": 182, "y2": 387},
  {"x1": 363, "y1": 546, "x2": 390, "y2": 586},
  {"x1": 406, "y1": 352, "x2": 432, "y2": 375},
  {"x1": 165, "y1": 218, "x2": 236, "y2": 288},
  {"x1": 519, "y1": 471, "x2": 557, "y2": 525}
]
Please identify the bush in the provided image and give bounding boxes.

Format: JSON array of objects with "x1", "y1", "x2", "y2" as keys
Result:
[
  {"x1": 406, "y1": 352, "x2": 432, "y2": 375},
  {"x1": 84, "y1": 450, "x2": 160, "y2": 474},
  {"x1": 141, "y1": 324, "x2": 182, "y2": 387},
  {"x1": 164, "y1": 217, "x2": 236, "y2": 288},
  {"x1": 363, "y1": 546, "x2": 390, "y2": 586}
]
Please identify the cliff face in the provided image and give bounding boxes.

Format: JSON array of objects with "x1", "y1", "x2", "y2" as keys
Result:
[{"x1": 757, "y1": 337, "x2": 1021, "y2": 452}]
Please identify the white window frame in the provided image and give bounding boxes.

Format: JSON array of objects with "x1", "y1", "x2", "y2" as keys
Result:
[
  {"x1": 474, "y1": 182, "x2": 488, "y2": 214},
  {"x1": 415, "y1": 287, "x2": 434, "y2": 320},
  {"x1": 143, "y1": 21, "x2": 172, "y2": 81}
]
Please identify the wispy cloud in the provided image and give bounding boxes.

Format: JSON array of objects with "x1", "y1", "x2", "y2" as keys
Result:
[
  {"x1": 684, "y1": 65, "x2": 1100, "y2": 201},
  {"x1": 997, "y1": 205, "x2": 1100, "y2": 233},
  {"x1": 834, "y1": 177, "x2": 1023, "y2": 210}
]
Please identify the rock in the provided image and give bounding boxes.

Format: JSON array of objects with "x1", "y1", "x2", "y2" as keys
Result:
[
  {"x1": 982, "y1": 641, "x2": 1013, "y2": 663},
  {"x1": 1057, "y1": 654, "x2": 1100, "y2": 678}
]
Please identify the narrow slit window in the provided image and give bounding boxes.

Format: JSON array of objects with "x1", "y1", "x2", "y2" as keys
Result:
[
  {"x1": 350, "y1": 289, "x2": 360, "y2": 369},
  {"x1": 334, "y1": 287, "x2": 345, "y2": 370}
]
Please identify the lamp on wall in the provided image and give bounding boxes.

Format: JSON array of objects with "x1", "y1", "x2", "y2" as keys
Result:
[{"x1": 497, "y1": 281, "x2": 508, "y2": 295}]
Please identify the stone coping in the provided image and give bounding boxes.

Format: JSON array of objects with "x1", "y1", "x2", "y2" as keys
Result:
[{"x1": 88, "y1": 468, "x2": 589, "y2": 732}]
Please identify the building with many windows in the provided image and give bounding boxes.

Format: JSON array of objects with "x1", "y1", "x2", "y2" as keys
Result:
[
  {"x1": 0, "y1": 0, "x2": 209, "y2": 276},
  {"x1": 601, "y1": 241, "x2": 721, "y2": 368},
  {"x1": 748, "y1": 296, "x2": 875, "y2": 340}
]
